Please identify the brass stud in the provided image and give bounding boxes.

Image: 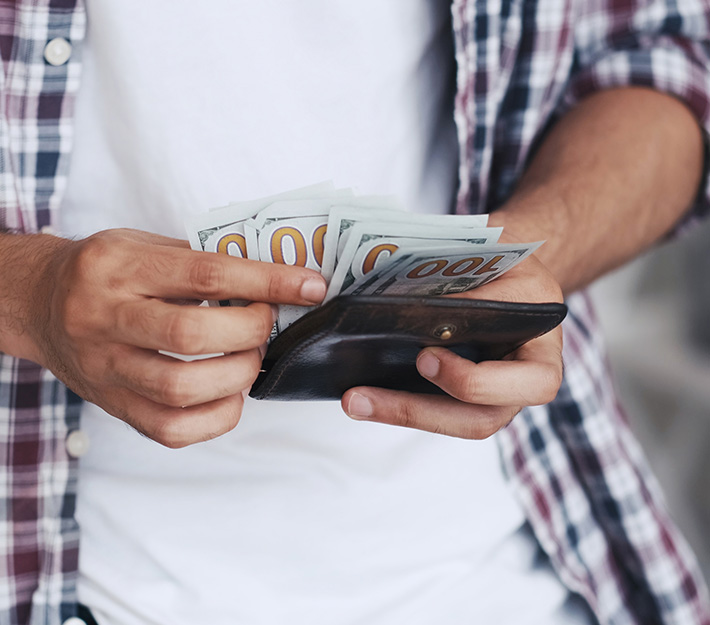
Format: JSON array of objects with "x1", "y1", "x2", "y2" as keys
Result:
[{"x1": 434, "y1": 325, "x2": 455, "y2": 340}]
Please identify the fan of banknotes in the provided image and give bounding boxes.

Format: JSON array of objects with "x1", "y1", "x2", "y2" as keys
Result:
[{"x1": 185, "y1": 182, "x2": 541, "y2": 339}]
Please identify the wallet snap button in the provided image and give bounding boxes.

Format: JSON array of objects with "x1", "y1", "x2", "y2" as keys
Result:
[{"x1": 433, "y1": 325, "x2": 456, "y2": 340}]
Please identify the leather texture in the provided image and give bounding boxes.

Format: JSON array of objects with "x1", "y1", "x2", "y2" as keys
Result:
[{"x1": 250, "y1": 295, "x2": 567, "y2": 401}]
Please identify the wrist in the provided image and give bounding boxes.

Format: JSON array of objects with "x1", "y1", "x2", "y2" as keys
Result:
[
  {"x1": 489, "y1": 188, "x2": 574, "y2": 287},
  {"x1": 0, "y1": 233, "x2": 73, "y2": 363}
]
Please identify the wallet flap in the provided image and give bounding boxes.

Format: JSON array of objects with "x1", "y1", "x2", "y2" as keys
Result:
[{"x1": 251, "y1": 295, "x2": 567, "y2": 401}]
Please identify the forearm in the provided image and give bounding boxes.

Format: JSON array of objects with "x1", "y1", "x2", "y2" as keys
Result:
[{"x1": 490, "y1": 87, "x2": 705, "y2": 295}]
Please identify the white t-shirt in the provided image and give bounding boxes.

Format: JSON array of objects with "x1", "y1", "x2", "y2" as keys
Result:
[{"x1": 62, "y1": 2, "x2": 591, "y2": 624}]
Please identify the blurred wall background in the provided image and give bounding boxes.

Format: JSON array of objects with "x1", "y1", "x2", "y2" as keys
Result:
[{"x1": 589, "y1": 216, "x2": 710, "y2": 582}]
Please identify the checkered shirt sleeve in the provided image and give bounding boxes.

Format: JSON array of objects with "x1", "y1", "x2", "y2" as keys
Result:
[
  {"x1": 501, "y1": 293, "x2": 710, "y2": 625},
  {"x1": 452, "y1": 0, "x2": 710, "y2": 623},
  {"x1": 0, "y1": 1, "x2": 86, "y2": 624},
  {"x1": 564, "y1": 0, "x2": 710, "y2": 231}
]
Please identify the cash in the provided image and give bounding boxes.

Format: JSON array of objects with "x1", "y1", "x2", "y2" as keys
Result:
[{"x1": 185, "y1": 183, "x2": 542, "y2": 338}]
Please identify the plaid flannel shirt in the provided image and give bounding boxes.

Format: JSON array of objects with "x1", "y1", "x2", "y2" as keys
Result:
[{"x1": 1, "y1": 1, "x2": 710, "y2": 623}]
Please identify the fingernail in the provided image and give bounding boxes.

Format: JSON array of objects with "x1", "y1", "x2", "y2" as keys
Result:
[
  {"x1": 270, "y1": 305, "x2": 279, "y2": 323},
  {"x1": 258, "y1": 343, "x2": 267, "y2": 359},
  {"x1": 346, "y1": 393, "x2": 373, "y2": 420},
  {"x1": 418, "y1": 352, "x2": 440, "y2": 379},
  {"x1": 301, "y1": 278, "x2": 327, "y2": 304}
]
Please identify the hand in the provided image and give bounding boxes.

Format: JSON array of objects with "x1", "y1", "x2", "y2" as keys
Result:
[
  {"x1": 341, "y1": 255, "x2": 563, "y2": 438},
  {"x1": 16, "y1": 229, "x2": 326, "y2": 447}
]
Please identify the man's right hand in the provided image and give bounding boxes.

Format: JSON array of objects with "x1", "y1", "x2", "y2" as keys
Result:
[{"x1": 0, "y1": 228, "x2": 327, "y2": 447}]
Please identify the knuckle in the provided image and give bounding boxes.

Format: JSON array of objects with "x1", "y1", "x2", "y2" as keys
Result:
[
  {"x1": 457, "y1": 423, "x2": 481, "y2": 440},
  {"x1": 252, "y1": 308, "x2": 274, "y2": 343},
  {"x1": 115, "y1": 302, "x2": 147, "y2": 338},
  {"x1": 243, "y1": 351, "x2": 264, "y2": 386},
  {"x1": 467, "y1": 412, "x2": 510, "y2": 440},
  {"x1": 542, "y1": 281, "x2": 563, "y2": 303},
  {"x1": 454, "y1": 414, "x2": 488, "y2": 440},
  {"x1": 161, "y1": 435, "x2": 189, "y2": 450},
  {"x1": 228, "y1": 351, "x2": 250, "y2": 377},
  {"x1": 476, "y1": 419, "x2": 501, "y2": 440},
  {"x1": 264, "y1": 269, "x2": 288, "y2": 303},
  {"x1": 135, "y1": 251, "x2": 174, "y2": 286},
  {"x1": 459, "y1": 408, "x2": 516, "y2": 441},
  {"x1": 72, "y1": 235, "x2": 113, "y2": 281},
  {"x1": 392, "y1": 401, "x2": 419, "y2": 430},
  {"x1": 222, "y1": 351, "x2": 261, "y2": 393},
  {"x1": 549, "y1": 363, "x2": 564, "y2": 392},
  {"x1": 458, "y1": 370, "x2": 480, "y2": 402},
  {"x1": 204, "y1": 405, "x2": 242, "y2": 442},
  {"x1": 538, "y1": 365, "x2": 563, "y2": 404},
  {"x1": 188, "y1": 257, "x2": 226, "y2": 299},
  {"x1": 163, "y1": 310, "x2": 204, "y2": 354},
  {"x1": 152, "y1": 418, "x2": 189, "y2": 449},
  {"x1": 157, "y1": 370, "x2": 191, "y2": 408},
  {"x1": 535, "y1": 267, "x2": 563, "y2": 302},
  {"x1": 431, "y1": 421, "x2": 447, "y2": 436},
  {"x1": 155, "y1": 402, "x2": 243, "y2": 448}
]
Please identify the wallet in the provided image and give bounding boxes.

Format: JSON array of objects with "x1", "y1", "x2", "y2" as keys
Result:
[{"x1": 249, "y1": 295, "x2": 567, "y2": 401}]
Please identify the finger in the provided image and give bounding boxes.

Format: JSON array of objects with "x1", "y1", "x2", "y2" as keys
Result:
[
  {"x1": 415, "y1": 330, "x2": 563, "y2": 407},
  {"x1": 111, "y1": 228, "x2": 191, "y2": 249},
  {"x1": 110, "y1": 347, "x2": 262, "y2": 408},
  {"x1": 341, "y1": 387, "x2": 521, "y2": 439},
  {"x1": 112, "y1": 300, "x2": 275, "y2": 354},
  {"x1": 131, "y1": 244, "x2": 327, "y2": 304},
  {"x1": 109, "y1": 389, "x2": 247, "y2": 448},
  {"x1": 71, "y1": 233, "x2": 326, "y2": 305}
]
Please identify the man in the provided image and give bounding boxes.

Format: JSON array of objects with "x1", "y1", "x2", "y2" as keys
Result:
[{"x1": 1, "y1": 1, "x2": 709, "y2": 624}]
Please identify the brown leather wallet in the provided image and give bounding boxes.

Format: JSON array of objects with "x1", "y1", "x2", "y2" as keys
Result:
[{"x1": 250, "y1": 295, "x2": 567, "y2": 401}]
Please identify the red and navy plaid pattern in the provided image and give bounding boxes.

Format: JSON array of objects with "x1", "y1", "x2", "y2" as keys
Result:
[
  {"x1": 0, "y1": 2, "x2": 86, "y2": 624},
  {"x1": 1, "y1": 1, "x2": 709, "y2": 623},
  {"x1": 453, "y1": 0, "x2": 710, "y2": 623}
]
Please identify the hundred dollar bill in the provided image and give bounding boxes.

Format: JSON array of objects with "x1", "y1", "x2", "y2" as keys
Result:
[
  {"x1": 341, "y1": 242, "x2": 543, "y2": 298},
  {"x1": 325, "y1": 223, "x2": 503, "y2": 300},
  {"x1": 185, "y1": 183, "x2": 352, "y2": 316},
  {"x1": 243, "y1": 200, "x2": 333, "y2": 336},
  {"x1": 186, "y1": 181, "x2": 351, "y2": 253},
  {"x1": 320, "y1": 205, "x2": 401, "y2": 281},
  {"x1": 321, "y1": 208, "x2": 488, "y2": 281},
  {"x1": 187, "y1": 202, "x2": 259, "y2": 255},
  {"x1": 184, "y1": 181, "x2": 542, "y2": 343},
  {"x1": 245, "y1": 196, "x2": 400, "y2": 334},
  {"x1": 244, "y1": 200, "x2": 332, "y2": 268},
  {"x1": 201, "y1": 223, "x2": 249, "y2": 258},
  {"x1": 243, "y1": 197, "x2": 402, "y2": 267}
]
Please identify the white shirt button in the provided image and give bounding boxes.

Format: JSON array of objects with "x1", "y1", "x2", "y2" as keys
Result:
[
  {"x1": 44, "y1": 38, "x2": 73, "y2": 66},
  {"x1": 65, "y1": 430, "x2": 90, "y2": 458},
  {"x1": 62, "y1": 618, "x2": 87, "y2": 625},
  {"x1": 39, "y1": 225, "x2": 55, "y2": 235}
]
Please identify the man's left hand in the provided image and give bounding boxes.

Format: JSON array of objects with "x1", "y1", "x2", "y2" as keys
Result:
[{"x1": 341, "y1": 255, "x2": 564, "y2": 438}]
